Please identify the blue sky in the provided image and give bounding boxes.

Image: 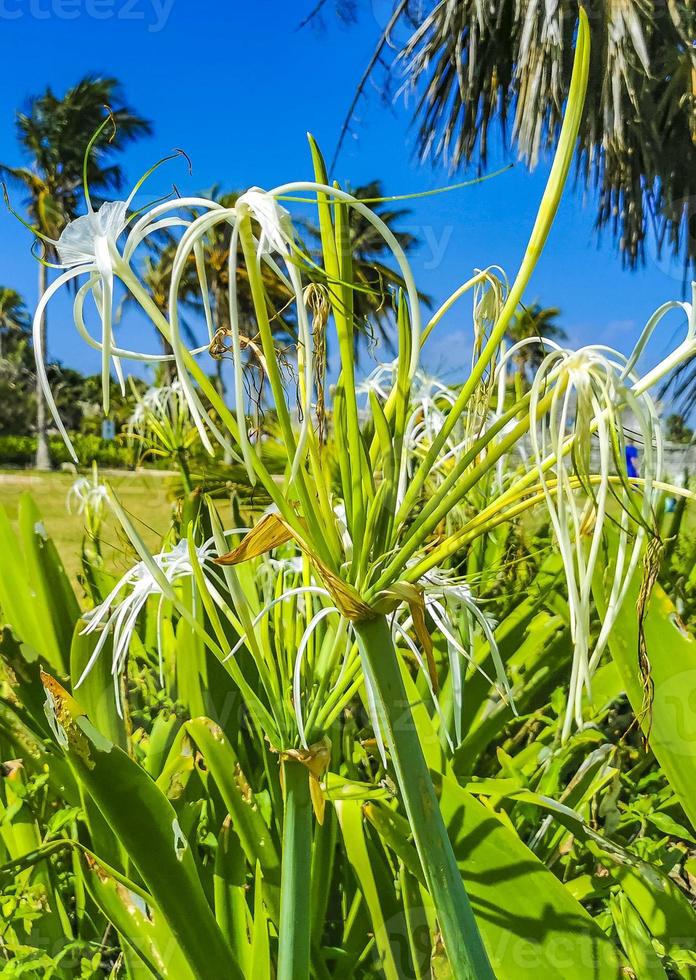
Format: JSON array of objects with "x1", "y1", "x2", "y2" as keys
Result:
[{"x1": 0, "y1": 0, "x2": 691, "y2": 386}]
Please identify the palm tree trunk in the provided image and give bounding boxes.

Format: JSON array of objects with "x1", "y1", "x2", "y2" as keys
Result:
[
  {"x1": 159, "y1": 309, "x2": 174, "y2": 384},
  {"x1": 35, "y1": 263, "x2": 51, "y2": 470}
]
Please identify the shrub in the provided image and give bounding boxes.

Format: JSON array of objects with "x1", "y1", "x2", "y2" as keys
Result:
[{"x1": 0, "y1": 434, "x2": 134, "y2": 469}]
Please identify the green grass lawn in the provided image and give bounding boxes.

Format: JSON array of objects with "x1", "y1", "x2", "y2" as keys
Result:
[{"x1": 0, "y1": 469, "x2": 180, "y2": 583}]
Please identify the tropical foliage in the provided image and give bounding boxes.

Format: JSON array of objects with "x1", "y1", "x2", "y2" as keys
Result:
[{"x1": 1, "y1": 12, "x2": 696, "y2": 980}]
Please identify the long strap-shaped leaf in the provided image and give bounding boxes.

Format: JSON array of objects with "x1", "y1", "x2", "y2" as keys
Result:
[
  {"x1": 40, "y1": 673, "x2": 243, "y2": 980},
  {"x1": 593, "y1": 533, "x2": 696, "y2": 833},
  {"x1": 184, "y1": 718, "x2": 281, "y2": 898}
]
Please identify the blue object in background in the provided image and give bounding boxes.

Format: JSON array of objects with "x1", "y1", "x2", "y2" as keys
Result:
[
  {"x1": 625, "y1": 443, "x2": 639, "y2": 478},
  {"x1": 101, "y1": 419, "x2": 116, "y2": 441}
]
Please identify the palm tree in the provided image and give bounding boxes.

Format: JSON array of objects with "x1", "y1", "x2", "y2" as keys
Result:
[
  {"x1": 1, "y1": 76, "x2": 151, "y2": 468},
  {"x1": 327, "y1": 2, "x2": 696, "y2": 272},
  {"x1": 304, "y1": 180, "x2": 430, "y2": 354},
  {"x1": 666, "y1": 413, "x2": 693, "y2": 445},
  {"x1": 0, "y1": 287, "x2": 30, "y2": 360},
  {"x1": 506, "y1": 302, "x2": 566, "y2": 381}
]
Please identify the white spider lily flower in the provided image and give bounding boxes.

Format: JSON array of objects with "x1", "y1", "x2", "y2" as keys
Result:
[
  {"x1": 529, "y1": 343, "x2": 662, "y2": 740},
  {"x1": 66, "y1": 468, "x2": 109, "y2": 528},
  {"x1": 30, "y1": 153, "x2": 221, "y2": 463},
  {"x1": 56, "y1": 200, "x2": 130, "y2": 267},
  {"x1": 358, "y1": 360, "x2": 451, "y2": 405},
  {"x1": 235, "y1": 187, "x2": 294, "y2": 255},
  {"x1": 267, "y1": 555, "x2": 305, "y2": 576},
  {"x1": 33, "y1": 199, "x2": 131, "y2": 455},
  {"x1": 162, "y1": 184, "x2": 321, "y2": 480},
  {"x1": 361, "y1": 361, "x2": 467, "y2": 505},
  {"x1": 356, "y1": 360, "x2": 399, "y2": 401},
  {"x1": 78, "y1": 537, "x2": 220, "y2": 715},
  {"x1": 127, "y1": 379, "x2": 197, "y2": 461},
  {"x1": 160, "y1": 189, "x2": 300, "y2": 474}
]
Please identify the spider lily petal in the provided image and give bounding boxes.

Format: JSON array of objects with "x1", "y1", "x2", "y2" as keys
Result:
[
  {"x1": 420, "y1": 568, "x2": 514, "y2": 733},
  {"x1": 53, "y1": 201, "x2": 131, "y2": 414},
  {"x1": 529, "y1": 344, "x2": 662, "y2": 739},
  {"x1": 56, "y1": 201, "x2": 129, "y2": 267},
  {"x1": 626, "y1": 282, "x2": 695, "y2": 394},
  {"x1": 235, "y1": 189, "x2": 314, "y2": 480},
  {"x1": 78, "y1": 538, "x2": 219, "y2": 715},
  {"x1": 236, "y1": 188, "x2": 293, "y2": 256},
  {"x1": 34, "y1": 192, "x2": 226, "y2": 457},
  {"x1": 33, "y1": 266, "x2": 89, "y2": 460}
]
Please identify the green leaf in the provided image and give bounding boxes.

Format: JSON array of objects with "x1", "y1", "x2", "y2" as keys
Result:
[
  {"x1": 594, "y1": 566, "x2": 696, "y2": 831},
  {"x1": 70, "y1": 623, "x2": 126, "y2": 751},
  {"x1": 373, "y1": 776, "x2": 626, "y2": 979},
  {"x1": 183, "y1": 717, "x2": 281, "y2": 909},
  {"x1": 645, "y1": 810, "x2": 696, "y2": 844},
  {"x1": 79, "y1": 851, "x2": 195, "y2": 980},
  {"x1": 397, "y1": 661, "x2": 627, "y2": 978},
  {"x1": 0, "y1": 502, "x2": 66, "y2": 673},
  {"x1": 214, "y1": 820, "x2": 252, "y2": 972},
  {"x1": 452, "y1": 769, "x2": 696, "y2": 962},
  {"x1": 18, "y1": 494, "x2": 79, "y2": 670},
  {"x1": 335, "y1": 799, "x2": 401, "y2": 980},
  {"x1": 142, "y1": 712, "x2": 180, "y2": 780},
  {"x1": 41, "y1": 673, "x2": 242, "y2": 980},
  {"x1": 594, "y1": 845, "x2": 696, "y2": 960},
  {"x1": 609, "y1": 892, "x2": 668, "y2": 980},
  {"x1": 399, "y1": 864, "x2": 433, "y2": 980},
  {"x1": 250, "y1": 863, "x2": 271, "y2": 980}
]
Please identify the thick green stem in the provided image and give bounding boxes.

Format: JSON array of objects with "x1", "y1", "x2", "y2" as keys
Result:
[
  {"x1": 176, "y1": 448, "x2": 192, "y2": 496},
  {"x1": 354, "y1": 615, "x2": 493, "y2": 979},
  {"x1": 278, "y1": 759, "x2": 313, "y2": 980}
]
